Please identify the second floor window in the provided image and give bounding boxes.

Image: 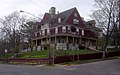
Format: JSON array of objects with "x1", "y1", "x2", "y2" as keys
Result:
[
  {"x1": 68, "y1": 26, "x2": 71, "y2": 33},
  {"x1": 62, "y1": 26, "x2": 66, "y2": 33},
  {"x1": 47, "y1": 29, "x2": 50, "y2": 34},
  {"x1": 42, "y1": 30, "x2": 45, "y2": 36},
  {"x1": 82, "y1": 29, "x2": 84, "y2": 36},
  {"x1": 76, "y1": 28, "x2": 79, "y2": 33},
  {"x1": 39, "y1": 31, "x2": 41, "y2": 35},
  {"x1": 55, "y1": 27, "x2": 58, "y2": 34},
  {"x1": 37, "y1": 33, "x2": 39, "y2": 37}
]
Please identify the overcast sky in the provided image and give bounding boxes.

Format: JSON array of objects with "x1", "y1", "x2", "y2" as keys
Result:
[{"x1": 0, "y1": 0, "x2": 95, "y2": 20}]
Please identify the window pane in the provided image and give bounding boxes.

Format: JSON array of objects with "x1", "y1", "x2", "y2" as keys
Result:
[
  {"x1": 73, "y1": 19, "x2": 79, "y2": 25},
  {"x1": 42, "y1": 30, "x2": 45, "y2": 36},
  {"x1": 82, "y1": 29, "x2": 84, "y2": 35},
  {"x1": 55, "y1": 27, "x2": 58, "y2": 33},
  {"x1": 58, "y1": 18, "x2": 61, "y2": 23},
  {"x1": 62, "y1": 26, "x2": 66, "y2": 33}
]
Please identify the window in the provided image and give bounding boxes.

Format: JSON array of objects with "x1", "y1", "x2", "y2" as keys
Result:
[
  {"x1": 58, "y1": 18, "x2": 61, "y2": 23},
  {"x1": 35, "y1": 33, "x2": 37, "y2": 37},
  {"x1": 55, "y1": 27, "x2": 58, "y2": 34},
  {"x1": 99, "y1": 32, "x2": 102, "y2": 37},
  {"x1": 37, "y1": 33, "x2": 39, "y2": 37},
  {"x1": 42, "y1": 30, "x2": 45, "y2": 36},
  {"x1": 76, "y1": 28, "x2": 79, "y2": 32},
  {"x1": 73, "y1": 19, "x2": 79, "y2": 25},
  {"x1": 82, "y1": 29, "x2": 84, "y2": 36},
  {"x1": 74, "y1": 13, "x2": 78, "y2": 17},
  {"x1": 39, "y1": 31, "x2": 41, "y2": 35},
  {"x1": 62, "y1": 26, "x2": 66, "y2": 33},
  {"x1": 68, "y1": 26, "x2": 71, "y2": 33},
  {"x1": 37, "y1": 25, "x2": 41, "y2": 30},
  {"x1": 47, "y1": 29, "x2": 50, "y2": 34}
]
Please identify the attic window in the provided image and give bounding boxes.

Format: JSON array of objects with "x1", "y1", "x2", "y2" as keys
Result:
[
  {"x1": 74, "y1": 13, "x2": 78, "y2": 17},
  {"x1": 58, "y1": 18, "x2": 61, "y2": 23},
  {"x1": 73, "y1": 19, "x2": 79, "y2": 25}
]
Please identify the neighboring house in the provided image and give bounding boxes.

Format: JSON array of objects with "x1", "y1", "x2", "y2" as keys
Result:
[{"x1": 32, "y1": 7, "x2": 102, "y2": 50}]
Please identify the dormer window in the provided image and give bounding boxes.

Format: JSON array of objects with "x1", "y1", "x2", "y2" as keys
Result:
[
  {"x1": 58, "y1": 18, "x2": 61, "y2": 23},
  {"x1": 73, "y1": 19, "x2": 79, "y2": 25}
]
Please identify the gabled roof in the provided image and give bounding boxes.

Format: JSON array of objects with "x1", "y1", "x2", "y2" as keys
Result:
[
  {"x1": 84, "y1": 23, "x2": 102, "y2": 32},
  {"x1": 58, "y1": 7, "x2": 76, "y2": 23},
  {"x1": 40, "y1": 7, "x2": 84, "y2": 27},
  {"x1": 40, "y1": 13, "x2": 50, "y2": 24}
]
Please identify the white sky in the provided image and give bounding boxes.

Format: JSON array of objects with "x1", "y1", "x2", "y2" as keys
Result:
[{"x1": 0, "y1": 0, "x2": 95, "y2": 20}]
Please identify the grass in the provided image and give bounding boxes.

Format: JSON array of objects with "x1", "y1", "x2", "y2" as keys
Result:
[
  {"x1": 0, "y1": 53, "x2": 14, "y2": 58},
  {"x1": 18, "y1": 50, "x2": 48, "y2": 58},
  {"x1": 0, "y1": 49, "x2": 98, "y2": 58},
  {"x1": 107, "y1": 47, "x2": 120, "y2": 52},
  {"x1": 17, "y1": 49, "x2": 97, "y2": 58}
]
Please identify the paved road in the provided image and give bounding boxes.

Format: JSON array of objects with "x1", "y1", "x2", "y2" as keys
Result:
[{"x1": 0, "y1": 58, "x2": 120, "y2": 75}]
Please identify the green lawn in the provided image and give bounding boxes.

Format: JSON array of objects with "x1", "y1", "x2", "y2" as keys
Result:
[
  {"x1": 107, "y1": 48, "x2": 120, "y2": 52},
  {"x1": 0, "y1": 53, "x2": 14, "y2": 58},
  {"x1": 17, "y1": 49, "x2": 97, "y2": 58},
  {"x1": 18, "y1": 50, "x2": 48, "y2": 58}
]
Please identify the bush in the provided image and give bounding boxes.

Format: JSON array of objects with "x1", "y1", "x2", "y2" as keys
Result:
[{"x1": 79, "y1": 45, "x2": 85, "y2": 49}]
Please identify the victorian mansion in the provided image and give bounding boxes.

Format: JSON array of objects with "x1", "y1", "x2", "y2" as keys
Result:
[{"x1": 32, "y1": 7, "x2": 102, "y2": 50}]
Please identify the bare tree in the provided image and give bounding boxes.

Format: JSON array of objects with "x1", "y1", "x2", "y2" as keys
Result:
[
  {"x1": 91, "y1": 0, "x2": 119, "y2": 52},
  {"x1": 0, "y1": 11, "x2": 26, "y2": 54},
  {"x1": 20, "y1": 21, "x2": 36, "y2": 51}
]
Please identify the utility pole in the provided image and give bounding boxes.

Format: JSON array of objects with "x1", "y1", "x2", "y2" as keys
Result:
[
  {"x1": 48, "y1": 22, "x2": 52, "y2": 65},
  {"x1": 48, "y1": 29, "x2": 52, "y2": 65},
  {"x1": 118, "y1": 0, "x2": 120, "y2": 31}
]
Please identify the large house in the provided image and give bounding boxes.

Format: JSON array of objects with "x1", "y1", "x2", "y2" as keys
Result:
[{"x1": 32, "y1": 7, "x2": 102, "y2": 50}]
